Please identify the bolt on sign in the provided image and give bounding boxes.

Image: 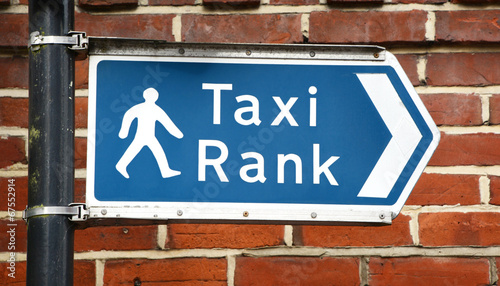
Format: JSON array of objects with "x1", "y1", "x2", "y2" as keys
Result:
[{"x1": 86, "y1": 39, "x2": 440, "y2": 223}]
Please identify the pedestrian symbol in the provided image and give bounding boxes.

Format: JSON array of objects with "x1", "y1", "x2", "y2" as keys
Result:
[{"x1": 115, "y1": 87, "x2": 184, "y2": 179}]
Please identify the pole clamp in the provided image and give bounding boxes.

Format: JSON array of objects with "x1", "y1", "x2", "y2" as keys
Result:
[
  {"x1": 23, "y1": 203, "x2": 90, "y2": 222},
  {"x1": 29, "y1": 31, "x2": 88, "y2": 59}
]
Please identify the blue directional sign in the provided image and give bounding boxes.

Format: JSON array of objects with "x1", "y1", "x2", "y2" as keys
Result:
[{"x1": 87, "y1": 43, "x2": 440, "y2": 223}]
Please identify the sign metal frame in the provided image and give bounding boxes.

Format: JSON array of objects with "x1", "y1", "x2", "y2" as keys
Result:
[{"x1": 86, "y1": 38, "x2": 440, "y2": 224}]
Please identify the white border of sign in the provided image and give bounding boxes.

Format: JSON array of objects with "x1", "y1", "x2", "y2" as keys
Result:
[{"x1": 86, "y1": 50, "x2": 440, "y2": 224}]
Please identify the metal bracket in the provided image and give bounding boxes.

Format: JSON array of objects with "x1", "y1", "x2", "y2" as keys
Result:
[
  {"x1": 23, "y1": 203, "x2": 90, "y2": 222},
  {"x1": 29, "y1": 31, "x2": 88, "y2": 59}
]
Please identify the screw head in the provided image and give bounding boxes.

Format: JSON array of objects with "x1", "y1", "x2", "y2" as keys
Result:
[
  {"x1": 246, "y1": 50, "x2": 251, "y2": 56},
  {"x1": 311, "y1": 212, "x2": 317, "y2": 219},
  {"x1": 243, "y1": 211, "x2": 249, "y2": 217},
  {"x1": 101, "y1": 209, "x2": 107, "y2": 215},
  {"x1": 379, "y1": 213, "x2": 385, "y2": 220},
  {"x1": 310, "y1": 51, "x2": 316, "y2": 57},
  {"x1": 179, "y1": 48, "x2": 185, "y2": 54},
  {"x1": 177, "y1": 210, "x2": 183, "y2": 216},
  {"x1": 374, "y1": 53, "x2": 379, "y2": 58}
]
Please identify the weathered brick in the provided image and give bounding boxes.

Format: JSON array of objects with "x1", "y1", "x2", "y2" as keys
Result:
[
  {"x1": 490, "y1": 176, "x2": 500, "y2": 205},
  {"x1": 75, "y1": 178, "x2": 86, "y2": 203},
  {"x1": 0, "y1": 56, "x2": 28, "y2": 89},
  {"x1": 0, "y1": 137, "x2": 26, "y2": 169},
  {"x1": 74, "y1": 261, "x2": 97, "y2": 286},
  {"x1": 395, "y1": 54, "x2": 420, "y2": 86},
  {"x1": 429, "y1": 132, "x2": 500, "y2": 166},
  {"x1": 490, "y1": 94, "x2": 500, "y2": 125},
  {"x1": 166, "y1": 224, "x2": 284, "y2": 249},
  {"x1": 452, "y1": 0, "x2": 500, "y2": 3},
  {"x1": 295, "y1": 214, "x2": 412, "y2": 247},
  {"x1": 75, "y1": 59, "x2": 89, "y2": 89},
  {"x1": 150, "y1": 0, "x2": 196, "y2": 4},
  {"x1": 392, "y1": 0, "x2": 446, "y2": 3},
  {"x1": 0, "y1": 219, "x2": 27, "y2": 252},
  {"x1": 407, "y1": 173, "x2": 481, "y2": 206},
  {"x1": 309, "y1": 10, "x2": 427, "y2": 44},
  {"x1": 327, "y1": 0, "x2": 382, "y2": 3},
  {"x1": 0, "y1": 14, "x2": 28, "y2": 49},
  {"x1": 369, "y1": 257, "x2": 490, "y2": 285},
  {"x1": 182, "y1": 14, "x2": 303, "y2": 43},
  {"x1": 270, "y1": 0, "x2": 319, "y2": 4},
  {"x1": 75, "y1": 225, "x2": 157, "y2": 251},
  {"x1": 0, "y1": 97, "x2": 28, "y2": 128},
  {"x1": 75, "y1": 13, "x2": 176, "y2": 41},
  {"x1": 0, "y1": 261, "x2": 26, "y2": 284},
  {"x1": 419, "y1": 93, "x2": 483, "y2": 126},
  {"x1": 79, "y1": 0, "x2": 138, "y2": 8},
  {"x1": 436, "y1": 10, "x2": 500, "y2": 43},
  {"x1": 104, "y1": 258, "x2": 227, "y2": 285},
  {"x1": 0, "y1": 261, "x2": 95, "y2": 285},
  {"x1": 235, "y1": 257, "x2": 360, "y2": 285},
  {"x1": 0, "y1": 177, "x2": 28, "y2": 211},
  {"x1": 426, "y1": 53, "x2": 500, "y2": 86},
  {"x1": 0, "y1": 96, "x2": 86, "y2": 128},
  {"x1": 203, "y1": 0, "x2": 260, "y2": 6},
  {"x1": 419, "y1": 212, "x2": 500, "y2": 246},
  {"x1": 75, "y1": 97, "x2": 88, "y2": 129},
  {"x1": 75, "y1": 137, "x2": 87, "y2": 169}
]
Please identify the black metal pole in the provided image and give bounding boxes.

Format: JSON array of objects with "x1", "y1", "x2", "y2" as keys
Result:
[{"x1": 27, "y1": 0, "x2": 75, "y2": 284}]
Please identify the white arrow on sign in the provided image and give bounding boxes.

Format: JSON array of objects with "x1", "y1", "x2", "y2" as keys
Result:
[{"x1": 356, "y1": 73, "x2": 423, "y2": 198}]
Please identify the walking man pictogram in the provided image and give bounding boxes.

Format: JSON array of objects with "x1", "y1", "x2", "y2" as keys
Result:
[{"x1": 116, "y1": 87, "x2": 183, "y2": 179}]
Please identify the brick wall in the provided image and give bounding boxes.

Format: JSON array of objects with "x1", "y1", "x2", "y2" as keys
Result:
[{"x1": 1, "y1": 0, "x2": 500, "y2": 284}]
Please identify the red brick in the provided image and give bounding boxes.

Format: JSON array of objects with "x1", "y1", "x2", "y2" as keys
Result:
[
  {"x1": 395, "y1": 54, "x2": 420, "y2": 86},
  {"x1": 75, "y1": 178, "x2": 86, "y2": 203},
  {"x1": 436, "y1": 10, "x2": 500, "y2": 44},
  {"x1": 490, "y1": 94, "x2": 500, "y2": 125},
  {"x1": 429, "y1": 132, "x2": 500, "y2": 166},
  {"x1": 75, "y1": 97, "x2": 88, "y2": 129},
  {"x1": 327, "y1": 0, "x2": 382, "y2": 3},
  {"x1": 369, "y1": 257, "x2": 490, "y2": 285},
  {"x1": 426, "y1": 53, "x2": 500, "y2": 86},
  {"x1": 75, "y1": 225, "x2": 157, "y2": 251},
  {"x1": 75, "y1": 13, "x2": 176, "y2": 41},
  {"x1": 149, "y1": 0, "x2": 196, "y2": 5},
  {"x1": 407, "y1": 173, "x2": 481, "y2": 206},
  {"x1": 79, "y1": 0, "x2": 138, "y2": 8},
  {"x1": 167, "y1": 224, "x2": 284, "y2": 249},
  {"x1": 309, "y1": 10, "x2": 427, "y2": 44},
  {"x1": 74, "y1": 260, "x2": 97, "y2": 286},
  {"x1": 452, "y1": 0, "x2": 500, "y2": 2},
  {"x1": 295, "y1": 214, "x2": 412, "y2": 247},
  {"x1": 419, "y1": 212, "x2": 500, "y2": 246},
  {"x1": 420, "y1": 93, "x2": 483, "y2": 126},
  {"x1": 0, "y1": 14, "x2": 28, "y2": 49},
  {"x1": 75, "y1": 59, "x2": 89, "y2": 89},
  {"x1": 0, "y1": 261, "x2": 26, "y2": 284},
  {"x1": 182, "y1": 14, "x2": 302, "y2": 44},
  {"x1": 270, "y1": 0, "x2": 318, "y2": 4},
  {"x1": 490, "y1": 176, "x2": 500, "y2": 205},
  {"x1": 0, "y1": 56, "x2": 28, "y2": 88},
  {"x1": 203, "y1": 0, "x2": 260, "y2": 6},
  {"x1": 235, "y1": 257, "x2": 360, "y2": 285},
  {"x1": 0, "y1": 137, "x2": 26, "y2": 169},
  {"x1": 104, "y1": 258, "x2": 227, "y2": 285},
  {"x1": 75, "y1": 137, "x2": 87, "y2": 169},
  {"x1": 0, "y1": 177, "x2": 28, "y2": 211},
  {"x1": 0, "y1": 219, "x2": 27, "y2": 252},
  {"x1": 0, "y1": 261, "x2": 95, "y2": 286},
  {"x1": 0, "y1": 96, "x2": 85, "y2": 129},
  {"x1": 0, "y1": 97, "x2": 28, "y2": 128},
  {"x1": 392, "y1": 0, "x2": 446, "y2": 3}
]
